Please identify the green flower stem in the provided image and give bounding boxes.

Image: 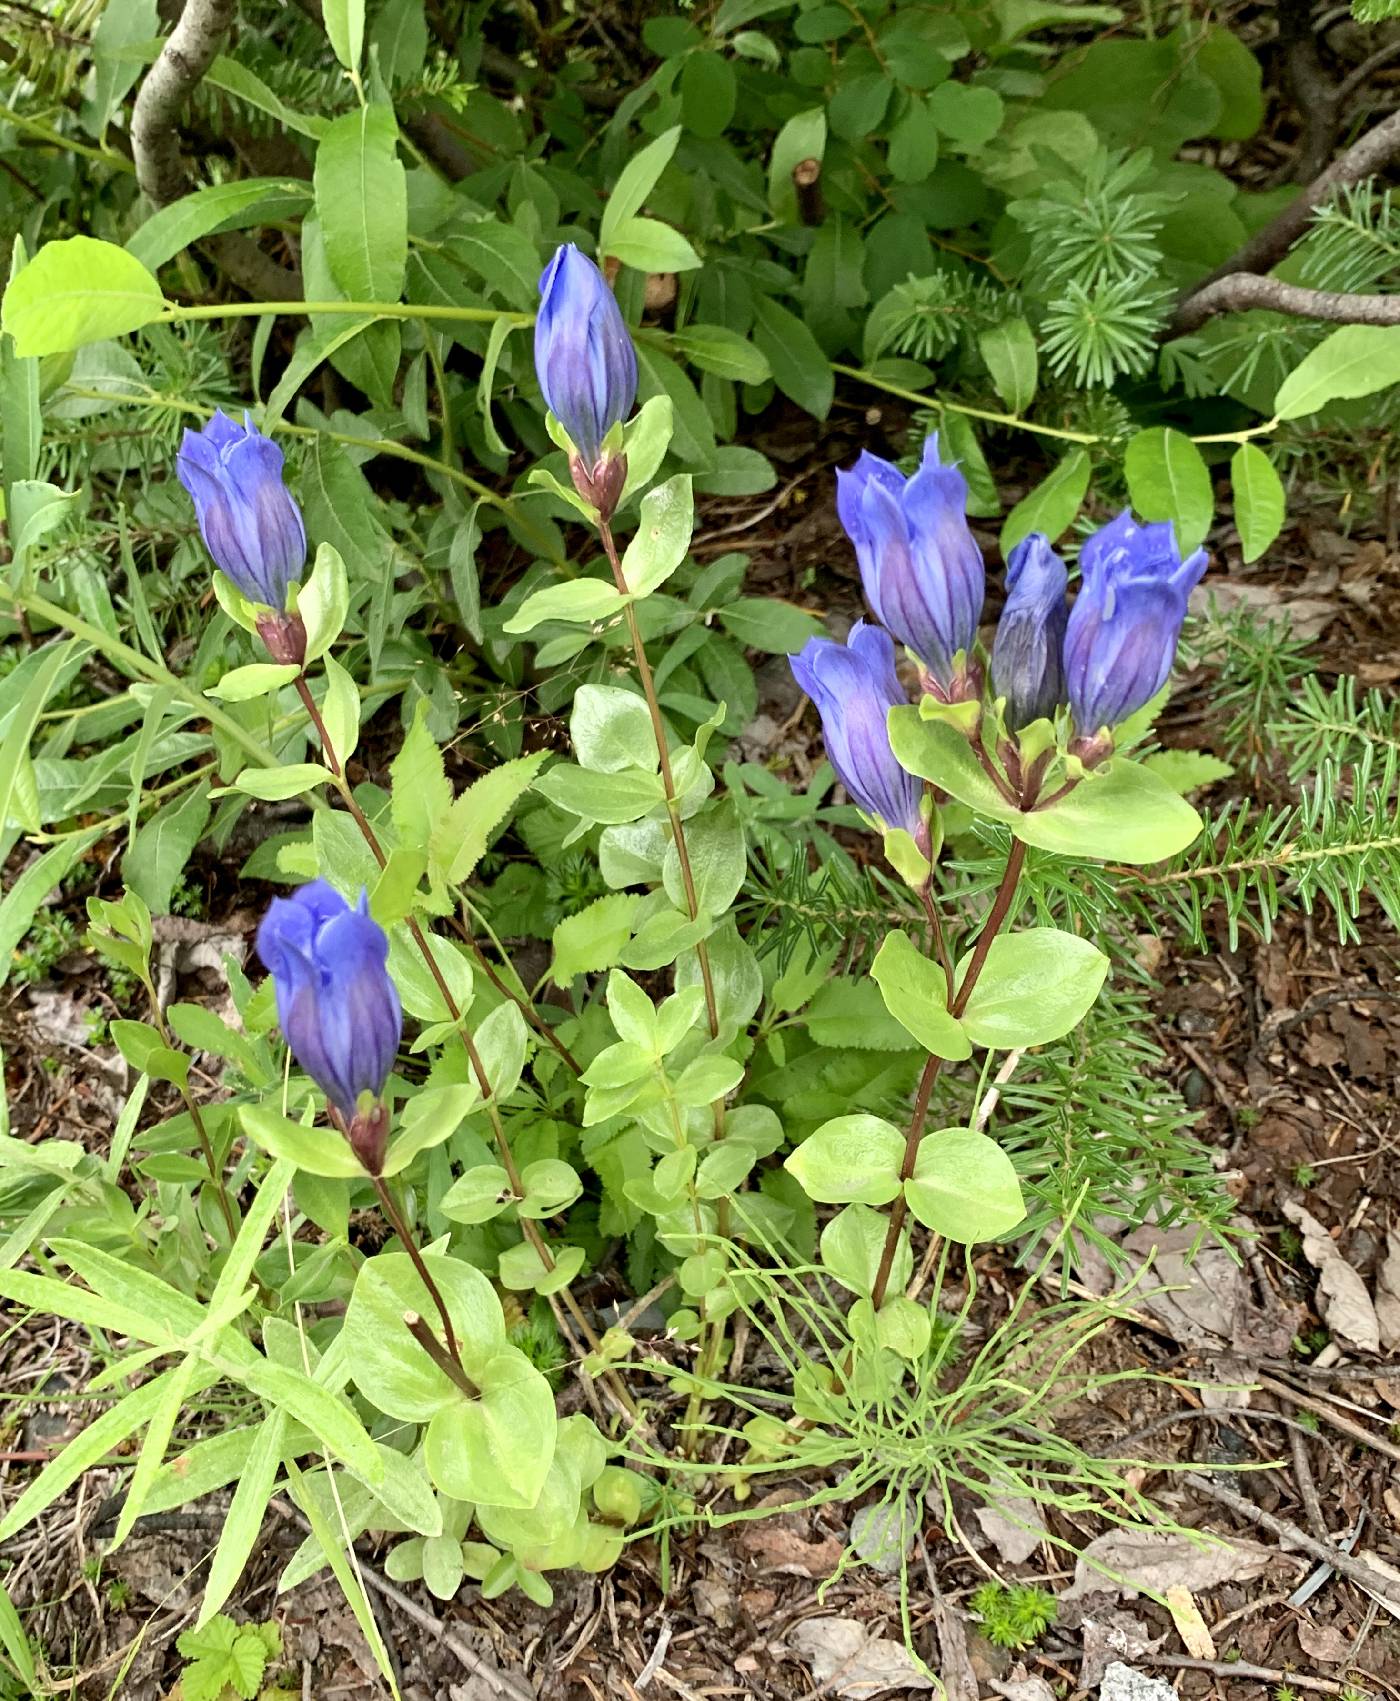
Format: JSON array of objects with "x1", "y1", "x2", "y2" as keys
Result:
[
  {"x1": 868, "y1": 836, "x2": 1028, "y2": 1314},
  {"x1": 11, "y1": 589, "x2": 280, "y2": 771},
  {"x1": 596, "y1": 516, "x2": 736, "y2": 1431},
  {"x1": 0, "y1": 104, "x2": 134, "y2": 169},
  {"x1": 152, "y1": 300, "x2": 531, "y2": 329},
  {"x1": 595, "y1": 520, "x2": 721, "y2": 1048},
  {"x1": 293, "y1": 675, "x2": 642, "y2": 1426},
  {"x1": 833, "y1": 363, "x2": 1284, "y2": 451}
]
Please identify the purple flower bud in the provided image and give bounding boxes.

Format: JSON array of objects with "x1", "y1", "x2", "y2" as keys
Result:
[
  {"x1": 1064, "y1": 510, "x2": 1207, "y2": 736},
  {"x1": 534, "y1": 244, "x2": 638, "y2": 469},
  {"x1": 176, "y1": 410, "x2": 306, "y2": 611},
  {"x1": 836, "y1": 435, "x2": 986, "y2": 693},
  {"x1": 990, "y1": 532, "x2": 1069, "y2": 731},
  {"x1": 789, "y1": 621, "x2": 922, "y2": 838},
  {"x1": 256, "y1": 880, "x2": 402, "y2": 1126}
]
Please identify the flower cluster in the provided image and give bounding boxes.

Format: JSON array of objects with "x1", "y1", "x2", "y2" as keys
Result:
[{"x1": 790, "y1": 434, "x2": 1206, "y2": 849}]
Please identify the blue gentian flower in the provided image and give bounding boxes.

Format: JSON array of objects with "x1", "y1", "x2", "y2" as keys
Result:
[
  {"x1": 256, "y1": 881, "x2": 402, "y2": 1133},
  {"x1": 990, "y1": 532, "x2": 1069, "y2": 731},
  {"x1": 534, "y1": 243, "x2": 638, "y2": 469},
  {"x1": 176, "y1": 410, "x2": 306, "y2": 610},
  {"x1": 836, "y1": 435, "x2": 985, "y2": 693},
  {"x1": 789, "y1": 622, "x2": 922, "y2": 839},
  {"x1": 1064, "y1": 511, "x2": 1207, "y2": 735}
]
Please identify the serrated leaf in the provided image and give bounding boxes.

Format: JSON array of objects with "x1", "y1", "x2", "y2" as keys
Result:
[
  {"x1": 551, "y1": 892, "x2": 641, "y2": 984},
  {"x1": 391, "y1": 704, "x2": 452, "y2": 853},
  {"x1": 431, "y1": 750, "x2": 549, "y2": 886}
]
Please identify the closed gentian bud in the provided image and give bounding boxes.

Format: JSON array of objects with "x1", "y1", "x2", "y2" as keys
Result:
[
  {"x1": 535, "y1": 244, "x2": 638, "y2": 517},
  {"x1": 176, "y1": 410, "x2": 306, "y2": 613},
  {"x1": 990, "y1": 532, "x2": 1069, "y2": 731},
  {"x1": 256, "y1": 880, "x2": 402, "y2": 1172},
  {"x1": 836, "y1": 435, "x2": 985, "y2": 696},
  {"x1": 789, "y1": 622, "x2": 922, "y2": 841},
  {"x1": 1064, "y1": 510, "x2": 1207, "y2": 739}
]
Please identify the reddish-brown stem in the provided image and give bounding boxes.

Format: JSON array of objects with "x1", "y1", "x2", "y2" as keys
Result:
[
  {"x1": 919, "y1": 882, "x2": 954, "y2": 1007},
  {"x1": 952, "y1": 837, "x2": 1027, "y2": 1022},
  {"x1": 454, "y1": 916, "x2": 582, "y2": 1076},
  {"x1": 971, "y1": 737, "x2": 1020, "y2": 806},
  {"x1": 370, "y1": 1173, "x2": 463, "y2": 1367},
  {"x1": 292, "y1": 664, "x2": 644, "y2": 1427},
  {"x1": 404, "y1": 1310, "x2": 478, "y2": 1398},
  {"x1": 867, "y1": 1052, "x2": 944, "y2": 1312},
  {"x1": 867, "y1": 836, "x2": 1028, "y2": 1312},
  {"x1": 150, "y1": 1004, "x2": 238, "y2": 1241}
]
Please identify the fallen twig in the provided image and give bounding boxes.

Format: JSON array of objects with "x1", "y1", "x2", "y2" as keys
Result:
[
  {"x1": 1258, "y1": 1372, "x2": 1400, "y2": 1468},
  {"x1": 1139, "y1": 1652, "x2": 1350, "y2": 1695},
  {"x1": 274, "y1": 1501, "x2": 537, "y2": 1701},
  {"x1": 1167, "y1": 105, "x2": 1400, "y2": 337},
  {"x1": 1184, "y1": 1471, "x2": 1400, "y2": 1609}
]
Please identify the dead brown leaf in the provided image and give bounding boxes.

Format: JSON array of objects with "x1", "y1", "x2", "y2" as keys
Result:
[
  {"x1": 736, "y1": 1521, "x2": 842, "y2": 1578},
  {"x1": 788, "y1": 1618, "x2": 937, "y2": 1697},
  {"x1": 1296, "y1": 1621, "x2": 1354, "y2": 1664},
  {"x1": 1282, "y1": 1201, "x2": 1381, "y2": 1354},
  {"x1": 1063, "y1": 1528, "x2": 1280, "y2": 1603},
  {"x1": 1374, "y1": 1229, "x2": 1400, "y2": 1352},
  {"x1": 974, "y1": 1497, "x2": 1047, "y2": 1565},
  {"x1": 1163, "y1": 1586, "x2": 1215, "y2": 1659}
]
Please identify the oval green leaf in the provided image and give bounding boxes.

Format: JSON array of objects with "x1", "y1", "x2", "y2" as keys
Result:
[
  {"x1": 784, "y1": 1114, "x2": 906, "y2": 1205},
  {"x1": 905, "y1": 1128, "x2": 1025, "y2": 1243},
  {"x1": 956, "y1": 928, "x2": 1109, "y2": 1049},
  {"x1": 2, "y1": 237, "x2": 165, "y2": 357},
  {"x1": 870, "y1": 929, "x2": 972, "y2": 1061}
]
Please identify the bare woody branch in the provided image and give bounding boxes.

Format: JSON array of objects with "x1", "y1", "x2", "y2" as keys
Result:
[
  {"x1": 131, "y1": 0, "x2": 301, "y2": 300},
  {"x1": 1171, "y1": 273, "x2": 1400, "y2": 335},
  {"x1": 1167, "y1": 108, "x2": 1400, "y2": 338}
]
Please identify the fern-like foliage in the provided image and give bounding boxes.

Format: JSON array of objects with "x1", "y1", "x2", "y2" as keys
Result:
[
  {"x1": 863, "y1": 270, "x2": 1016, "y2": 365},
  {"x1": 1007, "y1": 148, "x2": 1173, "y2": 287},
  {"x1": 1270, "y1": 673, "x2": 1400, "y2": 781},
  {"x1": 741, "y1": 842, "x2": 915, "y2": 971},
  {"x1": 1177, "y1": 603, "x2": 1316, "y2": 767},
  {"x1": 1299, "y1": 180, "x2": 1400, "y2": 296},
  {"x1": 983, "y1": 988, "x2": 1230, "y2": 1282},
  {"x1": 1040, "y1": 275, "x2": 1173, "y2": 387},
  {"x1": 1123, "y1": 746, "x2": 1400, "y2": 949}
]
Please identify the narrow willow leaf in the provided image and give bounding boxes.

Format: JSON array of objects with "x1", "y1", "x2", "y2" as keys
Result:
[
  {"x1": 111, "y1": 1354, "x2": 204, "y2": 1547},
  {"x1": 198, "y1": 1408, "x2": 290, "y2": 1626},
  {"x1": 1123, "y1": 426, "x2": 1213, "y2": 556},
  {"x1": 0, "y1": 1366, "x2": 184, "y2": 1542}
]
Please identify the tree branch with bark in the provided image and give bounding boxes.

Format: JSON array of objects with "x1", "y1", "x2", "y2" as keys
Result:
[
  {"x1": 131, "y1": 0, "x2": 302, "y2": 300},
  {"x1": 1167, "y1": 108, "x2": 1400, "y2": 338}
]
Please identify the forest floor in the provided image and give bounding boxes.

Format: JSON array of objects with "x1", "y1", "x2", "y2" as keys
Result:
[{"x1": 5, "y1": 408, "x2": 1400, "y2": 1701}]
